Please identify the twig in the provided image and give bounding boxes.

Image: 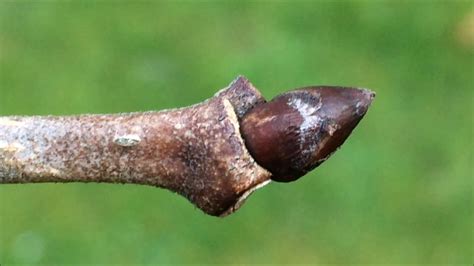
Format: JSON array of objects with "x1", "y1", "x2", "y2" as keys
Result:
[{"x1": 0, "y1": 76, "x2": 374, "y2": 216}]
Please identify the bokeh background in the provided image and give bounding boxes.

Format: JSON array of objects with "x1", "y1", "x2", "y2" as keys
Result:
[{"x1": 0, "y1": 1, "x2": 472, "y2": 264}]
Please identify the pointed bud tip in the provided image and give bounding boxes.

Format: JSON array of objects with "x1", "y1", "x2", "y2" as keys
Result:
[{"x1": 357, "y1": 88, "x2": 376, "y2": 114}]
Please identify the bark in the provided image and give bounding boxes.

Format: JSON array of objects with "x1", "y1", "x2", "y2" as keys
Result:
[{"x1": 0, "y1": 76, "x2": 272, "y2": 217}]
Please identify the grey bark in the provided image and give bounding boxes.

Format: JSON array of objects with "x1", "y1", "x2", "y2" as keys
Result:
[{"x1": 0, "y1": 76, "x2": 272, "y2": 217}]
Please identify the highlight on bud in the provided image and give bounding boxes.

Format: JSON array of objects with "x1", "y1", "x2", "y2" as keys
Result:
[{"x1": 240, "y1": 86, "x2": 375, "y2": 182}]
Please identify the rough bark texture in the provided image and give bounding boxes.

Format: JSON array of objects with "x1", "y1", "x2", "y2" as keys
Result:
[{"x1": 0, "y1": 76, "x2": 272, "y2": 216}]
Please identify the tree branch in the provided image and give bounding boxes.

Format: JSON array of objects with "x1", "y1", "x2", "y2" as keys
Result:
[{"x1": 0, "y1": 76, "x2": 374, "y2": 217}]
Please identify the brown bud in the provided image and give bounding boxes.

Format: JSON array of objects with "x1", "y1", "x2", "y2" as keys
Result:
[{"x1": 240, "y1": 86, "x2": 375, "y2": 182}]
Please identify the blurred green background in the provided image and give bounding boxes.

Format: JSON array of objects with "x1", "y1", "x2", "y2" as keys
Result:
[{"x1": 0, "y1": 1, "x2": 472, "y2": 264}]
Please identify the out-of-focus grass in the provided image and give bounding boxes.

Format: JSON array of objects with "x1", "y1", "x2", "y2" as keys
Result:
[{"x1": 0, "y1": 1, "x2": 472, "y2": 264}]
